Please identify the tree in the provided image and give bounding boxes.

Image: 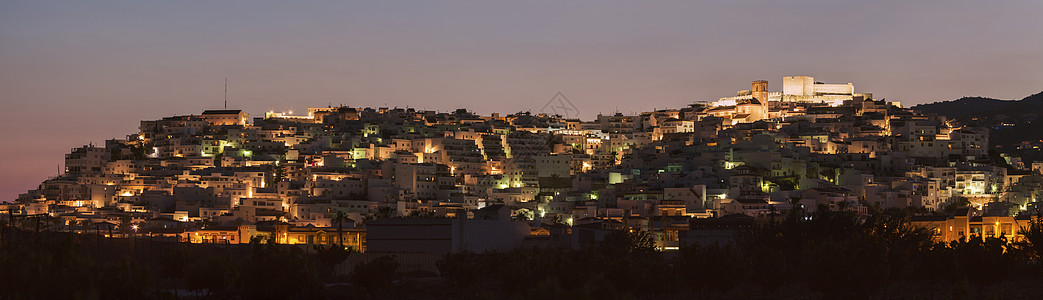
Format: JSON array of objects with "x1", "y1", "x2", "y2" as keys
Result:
[
  {"x1": 942, "y1": 196, "x2": 971, "y2": 215},
  {"x1": 349, "y1": 255, "x2": 399, "y2": 295},
  {"x1": 597, "y1": 230, "x2": 657, "y2": 256},
  {"x1": 118, "y1": 215, "x2": 132, "y2": 237},
  {"x1": 375, "y1": 206, "x2": 394, "y2": 219},
  {"x1": 315, "y1": 244, "x2": 354, "y2": 280},
  {"x1": 272, "y1": 163, "x2": 286, "y2": 184},
  {"x1": 406, "y1": 210, "x2": 435, "y2": 218},
  {"x1": 183, "y1": 255, "x2": 234, "y2": 298},
  {"x1": 333, "y1": 211, "x2": 347, "y2": 247},
  {"x1": 1019, "y1": 213, "x2": 1043, "y2": 259},
  {"x1": 233, "y1": 218, "x2": 244, "y2": 244},
  {"x1": 158, "y1": 247, "x2": 191, "y2": 299},
  {"x1": 512, "y1": 208, "x2": 534, "y2": 221},
  {"x1": 238, "y1": 242, "x2": 325, "y2": 299}
]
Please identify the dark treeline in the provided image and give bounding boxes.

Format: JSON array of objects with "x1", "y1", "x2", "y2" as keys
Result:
[
  {"x1": 437, "y1": 209, "x2": 1043, "y2": 299},
  {"x1": 4, "y1": 209, "x2": 1043, "y2": 299},
  {"x1": 0, "y1": 230, "x2": 337, "y2": 299}
]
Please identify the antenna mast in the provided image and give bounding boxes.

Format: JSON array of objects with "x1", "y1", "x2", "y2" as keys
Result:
[{"x1": 224, "y1": 78, "x2": 228, "y2": 109}]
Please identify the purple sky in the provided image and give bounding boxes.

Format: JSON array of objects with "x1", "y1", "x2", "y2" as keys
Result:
[{"x1": 2, "y1": 0, "x2": 1041, "y2": 201}]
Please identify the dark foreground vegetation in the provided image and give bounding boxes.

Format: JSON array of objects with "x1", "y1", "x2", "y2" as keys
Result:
[
  {"x1": 439, "y1": 209, "x2": 1043, "y2": 299},
  {"x1": 4, "y1": 208, "x2": 1043, "y2": 299}
]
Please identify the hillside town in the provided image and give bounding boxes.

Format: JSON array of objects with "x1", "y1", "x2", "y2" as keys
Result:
[{"x1": 5, "y1": 75, "x2": 1039, "y2": 253}]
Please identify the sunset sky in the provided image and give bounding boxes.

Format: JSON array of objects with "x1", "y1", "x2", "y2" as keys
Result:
[{"x1": 2, "y1": 0, "x2": 1041, "y2": 201}]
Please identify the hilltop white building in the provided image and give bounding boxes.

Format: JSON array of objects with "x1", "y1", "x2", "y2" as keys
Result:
[{"x1": 714, "y1": 75, "x2": 873, "y2": 107}]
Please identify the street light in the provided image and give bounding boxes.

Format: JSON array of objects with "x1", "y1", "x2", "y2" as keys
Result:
[{"x1": 129, "y1": 224, "x2": 140, "y2": 252}]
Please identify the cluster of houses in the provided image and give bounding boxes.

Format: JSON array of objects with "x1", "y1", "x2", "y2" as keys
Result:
[{"x1": 5, "y1": 75, "x2": 1041, "y2": 253}]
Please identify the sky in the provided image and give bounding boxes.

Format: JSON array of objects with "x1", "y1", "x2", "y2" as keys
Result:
[{"x1": 1, "y1": 0, "x2": 1041, "y2": 201}]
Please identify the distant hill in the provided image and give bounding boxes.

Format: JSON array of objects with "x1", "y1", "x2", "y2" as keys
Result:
[
  {"x1": 914, "y1": 91, "x2": 1043, "y2": 161},
  {"x1": 912, "y1": 92, "x2": 1043, "y2": 121}
]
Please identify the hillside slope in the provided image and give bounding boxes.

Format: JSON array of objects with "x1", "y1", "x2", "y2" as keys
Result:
[
  {"x1": 914, "y1": 91, "x2": 1043, "y2": 161},
  {"x1": 913, "y1": 92, "x2": 1043, "y2": 122}
]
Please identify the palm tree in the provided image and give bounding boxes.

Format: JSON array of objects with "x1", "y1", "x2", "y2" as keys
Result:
[
  {"x1": 118, "y1": 214, "x2": 132, "y2": 238},
  {"x1": 234, "y1": 218, "x2": 244, "y2": 244},
  {"x1": 333, "y1": 211, "x2": 347, "y2": 247},
  {"x1": 376, "y1": 206, "x2": 394, "y2": 219},
  {"x1": 50, "y1": 217, "x2": 63, "y2": 232},
  {"x1": 273, "y1": 163, "x2": 286, "y2": 184}
]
